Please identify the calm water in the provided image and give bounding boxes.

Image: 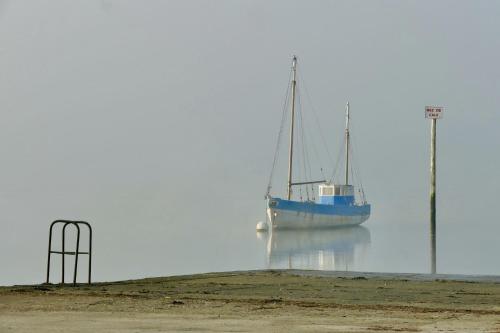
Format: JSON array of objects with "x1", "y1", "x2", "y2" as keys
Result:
[
  {"x1": 2, "y1": 209, "x2": 500, "y2": 286},
  {"x1": 2, "y1": 0, "x2": 500, "y2": 288}
]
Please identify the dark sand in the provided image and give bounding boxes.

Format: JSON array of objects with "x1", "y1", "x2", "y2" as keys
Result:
[{"x1": 2, "y1": 270, "x2": 500, "y2": 332}]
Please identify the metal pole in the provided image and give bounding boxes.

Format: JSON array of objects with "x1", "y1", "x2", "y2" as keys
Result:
[
  {"x1": 430, "y1": 118, "x2": 436, "y2": 274},
  {"x1": 73, "y1": 224, "x2": 81, "y2": 286},
  {"x1": 46, "y1": 222, "x2": 56, "y2": 284},
  {"x1": 287, "y1": 56, "x2": 297, "y2": 200},
  {"x1": 62, "y1": 223, "x2": 67, "y2": 284},
  {"x1": 87, "y1": 224, "x2": 92, "y2": 284},
  {"x1": 345, "y1": 102, "x2": 350, "y2": 185}
]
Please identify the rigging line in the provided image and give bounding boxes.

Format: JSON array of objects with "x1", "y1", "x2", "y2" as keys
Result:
[
  {"x1": 297, "y1": 89, "x2": 317, "y2": 201},
  {"x1": 296, "y1": 85, "x2": 328, "y2": 181},
  {"x1": 303, "y1": 116, "x2": 316, "y2": 196},
  {"x1": 348, "y1": 116, "x2": 366, "y2": 193},
  {"x1": 296, "y1": 84, "x2": 333, "y2": 182},
  {"x1": 295, "y1": 103, "x2": 300, "y2": 200},
  {"x1": 330, "y1": 135, "x2": 346, "y2": 183},
  {"x1": 297, "y1": 68, "x2": 335, "y2": 165},
  {"x1": 352, "y1": 164, "x2": 365, "y2": 202},
  {"x1": 304, "y1": 120, "x2": 326, "y2": 180},
  {"x1": 296, "y1": 76, "x2": 327, "y2": 177},
  {"x1": 298, "y1": 85, "x2": 328, "y2": 183},
  {"x1": 350, "y1": 153, "x2": 363, "y2": 203},
  {"x1": 350, "y1": 133, "x2": 367, "y2": 199},
  {"x1": 265, "y1": 68, "x2": 293, "y2": 197},
  {"x1": 304, "y1": 92, "x2": 316, "y2": 201},
  {"x1": 347, "y1": 121, "x2": 368, "y2": 202},
  {"x1": 294, "y1": 102, "x2": 304, "y2": 201},
  {"x1": 349, "y1": 147, "x2": 355, "y2": 187},
  {"x1": 299, "y1": 93, "x2": 316, "y2": 199},
  {"x1": 296, "y1": 89, "x2": 310, "y2": 201},
  {"x1": 295, "y1": 89, "x2": 304, "y2": 200},
  {"x1": 298, "y1": 72, "x2": 333, "y2": 180}
]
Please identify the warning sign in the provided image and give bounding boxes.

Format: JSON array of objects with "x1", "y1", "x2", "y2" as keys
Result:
[{"x1": 425, "y1": 106, "x2": 443, "y2": 119}]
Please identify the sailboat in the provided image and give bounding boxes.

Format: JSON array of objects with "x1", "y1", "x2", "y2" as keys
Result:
[{"x1": 265, "y1": 56, "x2": 370, "y2": 229}]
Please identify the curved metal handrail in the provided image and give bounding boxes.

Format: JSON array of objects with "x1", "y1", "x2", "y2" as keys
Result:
[{"x1": 46, "y1": 220, "x2": 92, "y2": 285}]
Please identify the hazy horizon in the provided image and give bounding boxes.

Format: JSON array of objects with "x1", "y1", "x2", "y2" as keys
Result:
[{"x1": 1, "y1": 0, "x2": 499, "y2": 285}]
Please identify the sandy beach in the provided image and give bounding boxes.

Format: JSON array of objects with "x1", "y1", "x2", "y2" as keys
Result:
[{"x1": 2, "y1": 270, "x2": 500, "y2": 332}]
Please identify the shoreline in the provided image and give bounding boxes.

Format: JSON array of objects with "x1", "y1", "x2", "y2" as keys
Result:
[
  {"x1": 5, "y1": 269, "x2": 500, "y2": 288},
  {"x1": 2, "y1": 270, "x2": 500, "y2": 332}
]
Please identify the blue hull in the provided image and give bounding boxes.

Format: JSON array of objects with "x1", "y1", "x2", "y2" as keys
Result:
[
  {"x1": 269, "y1": 197, "x2": 370, "y2": 216},
  {"x1": 267, "y1": 197, "x2": 371, "y2": 229}
]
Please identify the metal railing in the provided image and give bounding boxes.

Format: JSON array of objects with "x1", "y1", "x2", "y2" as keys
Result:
[{"x1": 46, "y1": 220, "x2": 92, "y2": 285}]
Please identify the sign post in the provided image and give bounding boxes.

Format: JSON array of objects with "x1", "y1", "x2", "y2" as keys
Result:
[{"x1": 425, "y1": 106, "x2": 443, "y2": 274}]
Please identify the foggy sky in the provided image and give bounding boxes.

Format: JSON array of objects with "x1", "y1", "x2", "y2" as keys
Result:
[{"x1": 1, "y1": 1, "x2": 499, "y2": 284}]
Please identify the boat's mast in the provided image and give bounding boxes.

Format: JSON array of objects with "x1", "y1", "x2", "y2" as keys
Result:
[
  {"x1": 287, "y1": 56, "x2": 297, "y2": 200},
  {"x1": 345, "y1": 102, "x2": 350, "y2": 185}
]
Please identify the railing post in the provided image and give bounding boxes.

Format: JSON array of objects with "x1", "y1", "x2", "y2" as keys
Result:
[
  {"x1": 62, "y1": 224, "x2": 65, "y2": 283},
  {"x1": 80, "y1": 222, "x2": 92, "y2": 284},
  {"x1": 73, "y1": 224, "x2": 81, "y2": 286},
  {"x1": 46, "y1": 221, "x2": 58, "y2": 283}
]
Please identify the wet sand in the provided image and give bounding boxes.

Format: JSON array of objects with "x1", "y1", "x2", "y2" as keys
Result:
[{"x1": 2, "y1": 270, "x2": 500, "y2": 332}]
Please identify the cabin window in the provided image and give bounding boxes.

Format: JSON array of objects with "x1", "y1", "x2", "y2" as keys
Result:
[
  {"x1": 321, "y1": 187, "x2": 333, "y2": 196},
  {"x1": 335, "y1": 187, "x2": 341, "y2": 195}
]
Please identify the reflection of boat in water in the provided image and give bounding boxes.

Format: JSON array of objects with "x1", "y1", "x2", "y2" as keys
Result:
[{"x1": 267, "y1": 226, "x2": 370, "y2": 271}]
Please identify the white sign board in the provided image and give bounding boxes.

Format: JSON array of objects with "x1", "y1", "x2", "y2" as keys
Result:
[{"x1": 425, "y1": 106, "x2": 443, "y2": 119}]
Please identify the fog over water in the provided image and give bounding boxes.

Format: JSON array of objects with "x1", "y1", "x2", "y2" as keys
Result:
[{"x1": 1, "y1": 1, "x2": 500, "y2": 285}]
